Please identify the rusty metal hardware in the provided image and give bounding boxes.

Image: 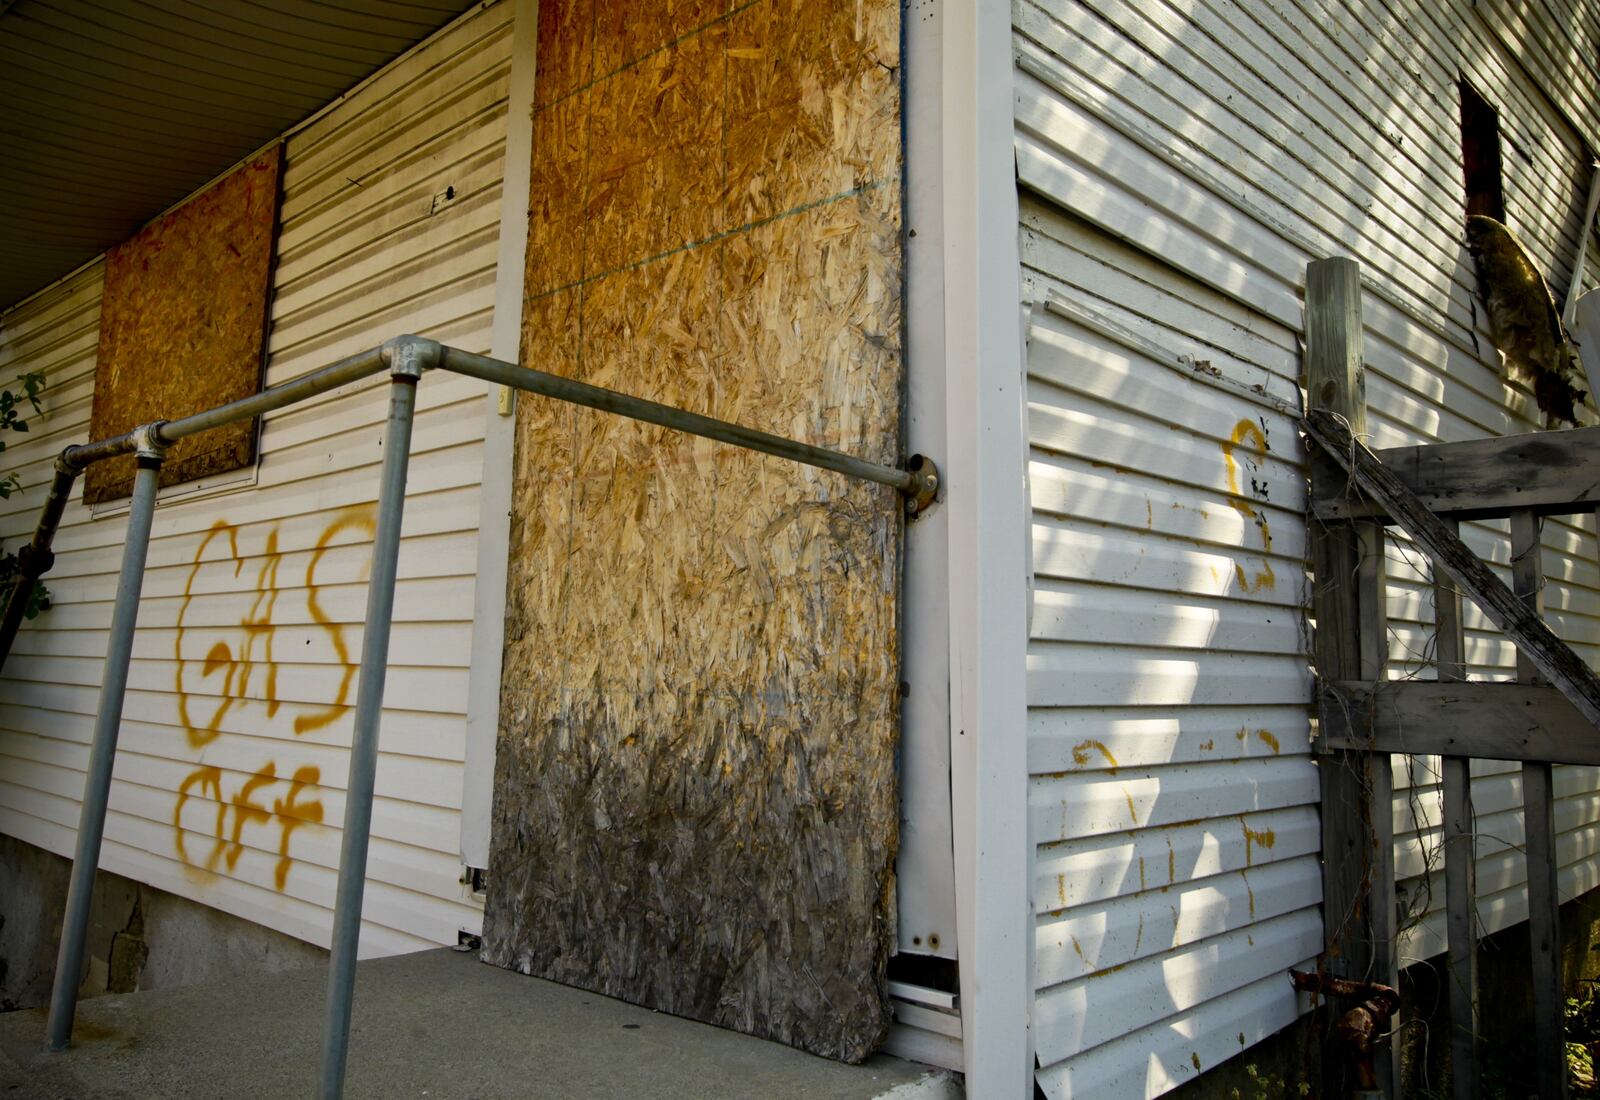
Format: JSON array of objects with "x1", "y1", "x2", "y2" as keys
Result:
[{"x1": 1290, "y1": 969, "x2": 1401, "y2": 1095}]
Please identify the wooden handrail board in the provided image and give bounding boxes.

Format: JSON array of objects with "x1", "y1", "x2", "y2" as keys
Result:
[
  {"x1": 1320, "y1": 679, "x2": 1600, "y2": 765},
  {"x1": 1303, "y1": 408, "x2": 1600, "y2": 733},
  {"x1": 1312, "y1": 422, "x2": 1600, "y2": 521}
]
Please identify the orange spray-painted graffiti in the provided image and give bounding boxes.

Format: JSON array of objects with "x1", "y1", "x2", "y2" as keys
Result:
[
  {"x1": 172, "y1": 507, "x2": 375, "y2": 890},
  {"x1": 1220, "y1": 418, "x2": 1276, "y2": 593}
]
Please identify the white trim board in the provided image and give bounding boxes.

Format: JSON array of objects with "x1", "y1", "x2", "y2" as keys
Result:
[
  {"x1": 941, "y1": 0, "x2": 1036, "y2": 1093},
  {"x1": 460, "y1": 0, "x2": 537, "y2": 871},
  {"x1": 897, "y1": 0, "x2": 960, "y2": 964}
]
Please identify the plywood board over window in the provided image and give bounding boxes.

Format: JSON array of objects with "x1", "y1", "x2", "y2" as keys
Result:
[
  {"x1": 85, "y1": 146, "x2": 281, "y2": 504},
  {"x1": 483, "y1": 0, "x2": 904, "y2": 1064}
]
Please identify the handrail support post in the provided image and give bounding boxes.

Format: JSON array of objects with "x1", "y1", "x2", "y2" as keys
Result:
[
  {"x1": 316, "y1": 363, "x2": 419, "y2": 1100},
  {"x1": 43, "y1": 427, "x2": 166, "y2": 1052}
]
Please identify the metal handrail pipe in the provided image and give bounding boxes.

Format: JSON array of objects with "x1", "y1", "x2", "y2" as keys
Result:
[
  {"x1": 156, "y1": 345, "x2": 388, "y2": 445},
  {"x1": 438, "y1": 346, "x2": 929, "y2": 498},
  {"x1": 0, "y1": 346, "x2": 393, "y2": 680},
  {"x1": 44, "y1": 454, "x2": 164, "y2": 1051},
  {"x1": 317, "y1": 370, "x2": 419, "y2": 1100},
  {"x1": 53, "y1": 339, "x2": 384, "y2": 472},
  {"x1": 30, "y1": 333, "x2": 943, "y2": 1093},
  {"x1": 60, "y1": 433, "x2": 137, "y2": 471},
  {"x1": 0, "y1": 461, "x2": 80, "y2": 664}
]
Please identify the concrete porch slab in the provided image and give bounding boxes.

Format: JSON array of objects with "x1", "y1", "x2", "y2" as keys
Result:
[{"x1": 0, "y1": 948, "x2": 958, "y2": 1099}]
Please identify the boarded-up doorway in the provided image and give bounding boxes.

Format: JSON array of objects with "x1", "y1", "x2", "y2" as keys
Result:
[{"x1": 479, "y1": 0, "x2": 905, "y2": 1065}]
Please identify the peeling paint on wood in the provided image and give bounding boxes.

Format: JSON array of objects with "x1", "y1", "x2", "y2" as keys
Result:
[
  {"x1": 85, "y1": 147, "x2": 281, "y2": 504},
  {"x1": 482, "y1": 0, "x2": 903, "y2": 1065}
]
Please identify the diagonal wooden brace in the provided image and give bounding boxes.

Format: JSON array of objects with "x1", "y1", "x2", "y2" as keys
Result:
[{"x1": 1302, "y1": 407, "x2": 1600, "y2": 732}]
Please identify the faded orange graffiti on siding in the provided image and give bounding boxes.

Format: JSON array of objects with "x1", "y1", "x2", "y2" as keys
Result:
[
  {"x1": 171, "y1": 506, "x2": 375, "y2": 890},
  {"x1": 1220, "y1": 418, "x2": 1276, "y2": 593}
]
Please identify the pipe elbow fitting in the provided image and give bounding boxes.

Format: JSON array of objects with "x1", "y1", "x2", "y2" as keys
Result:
[
  {"x1": 381, "y1": 335, "x2": 442, "y2": 379},
  {"x1": 132, "y1": 421, "x2": 170, "y2": 463}
]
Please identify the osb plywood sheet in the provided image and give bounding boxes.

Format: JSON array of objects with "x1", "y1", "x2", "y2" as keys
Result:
[
  {"x1": 484, "y1": 0, "x2": 903, "y2": 1064},
  {"x1": 85, "y1": 147, "x2": 281, "y2": 504}
]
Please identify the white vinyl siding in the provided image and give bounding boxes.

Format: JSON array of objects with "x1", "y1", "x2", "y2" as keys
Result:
[
  {"x1": 1021, "y1": 205, "x2": 1321, "y2": 1099},
  {"x1": 1476, "y1": 0, "x2": 1600, "y2": 157},
  {"x1": 1015, "y1": 0, "x2": 1600, "y2": 1095},
  {"x1": 0, "y1": 0, "x2": 512, "y2": 958}
]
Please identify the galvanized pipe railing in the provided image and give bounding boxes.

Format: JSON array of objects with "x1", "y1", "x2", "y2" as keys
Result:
[
  {"x1": 0, "y1": 345, "x2": 394, "y2": 660},
  {"x1": 0, "y1": 460, "x2": 81, "y2": 662},
  {"x1": 17, "y1": 335, "x2": 938, "y2": 1100},
  {"x1": 317, "y1": 346, "x2": 423, "y2": 1097},
  {"x1": 42, "y1": 435, "x2": 164, "y2": 1053},
  {"x1": 438, "y1": 345, "x2": 938, "y2": 505}
]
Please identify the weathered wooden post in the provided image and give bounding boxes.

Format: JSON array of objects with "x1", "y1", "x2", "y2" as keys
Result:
[
  {"x1": 1511, "y1": 506, "x2": 1568, "y2": 1100},
  {"x1": 1434, "y1": 522, "x2": 1479, "y2": 1100},
  {"x1": 1306, "y1": 256, "x2": 1399, "y2": 1098}
]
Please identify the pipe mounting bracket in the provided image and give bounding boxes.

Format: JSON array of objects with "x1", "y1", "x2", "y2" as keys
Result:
[{"x1": 903, "y1": 454, "x2": 940, "y2": 516}]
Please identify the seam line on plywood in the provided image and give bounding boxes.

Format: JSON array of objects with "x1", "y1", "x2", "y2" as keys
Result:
[
  {"x1": 528, "y1": 180, "x2": 888, "y2": 305},
  {"x1": 536, "y1": 0, "x2": 767, "y2": 114}
]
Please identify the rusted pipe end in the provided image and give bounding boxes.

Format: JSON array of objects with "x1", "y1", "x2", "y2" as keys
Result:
[
  {"x1": 904, "y1": 454, "x2": 939, "y2": 516},
  {"x1": 1290, "y1": 968, "x2": 1399, "y2": 1091},
  {"x1": 382, "y1": 335, "x2": 442, "y2": 379},
  {"x1": 1336, "y1": 1003, "x2": 1379, "y2": 1056}
]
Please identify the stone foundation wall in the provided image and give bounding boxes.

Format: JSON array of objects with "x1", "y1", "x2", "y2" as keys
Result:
[{"x1": 0, "y1": 833, "x2": 324, "y2": 1013}]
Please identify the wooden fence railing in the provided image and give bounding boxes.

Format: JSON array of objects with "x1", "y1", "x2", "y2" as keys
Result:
[{"x1": 1305, "y1": 257, "x2": 1595, "y2": 1100}]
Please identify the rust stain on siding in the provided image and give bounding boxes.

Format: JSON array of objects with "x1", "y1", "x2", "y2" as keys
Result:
[
  {"x1": 1241, "y1": 818, "x2": 1278, "y2": 867},
  {"x1": 1235, "y1": 726, "x2": 1281, "y2": 754}
]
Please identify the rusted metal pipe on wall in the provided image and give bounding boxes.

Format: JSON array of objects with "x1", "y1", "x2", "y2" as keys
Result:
[
  {"x1": 1290, "y1": 969, "x2": 1400, "y2": 1099},
  {"x1": 0, "y1": 458, "x2": 81, "y2": 669}
]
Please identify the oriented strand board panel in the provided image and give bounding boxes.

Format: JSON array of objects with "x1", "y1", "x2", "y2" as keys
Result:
[
  {"x1": 483, "y1": 0, "x2": 903, "y2": 1063},
  {"x1": 85, "y1": 147, "x2": 281, "y2": 504}
]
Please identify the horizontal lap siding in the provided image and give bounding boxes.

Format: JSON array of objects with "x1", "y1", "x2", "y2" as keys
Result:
[
  {"x1": 1476, "y1": 0, "x2": 1600, "y2": 155},
  {"x1": 0, "y1": 0, "x2": 511, "y2": 957},
  {"x1": 1016, "y1": 0, "x2": 1600, "y2": 1095},
  {"x1": 1022, "y1": 202, "x2": 1320, "y2": 1098}
]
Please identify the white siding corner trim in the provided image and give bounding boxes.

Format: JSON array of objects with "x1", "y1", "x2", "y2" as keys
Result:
[{"x1": 943, "y1": 0, "x2": 1035, "y2": 1094}]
